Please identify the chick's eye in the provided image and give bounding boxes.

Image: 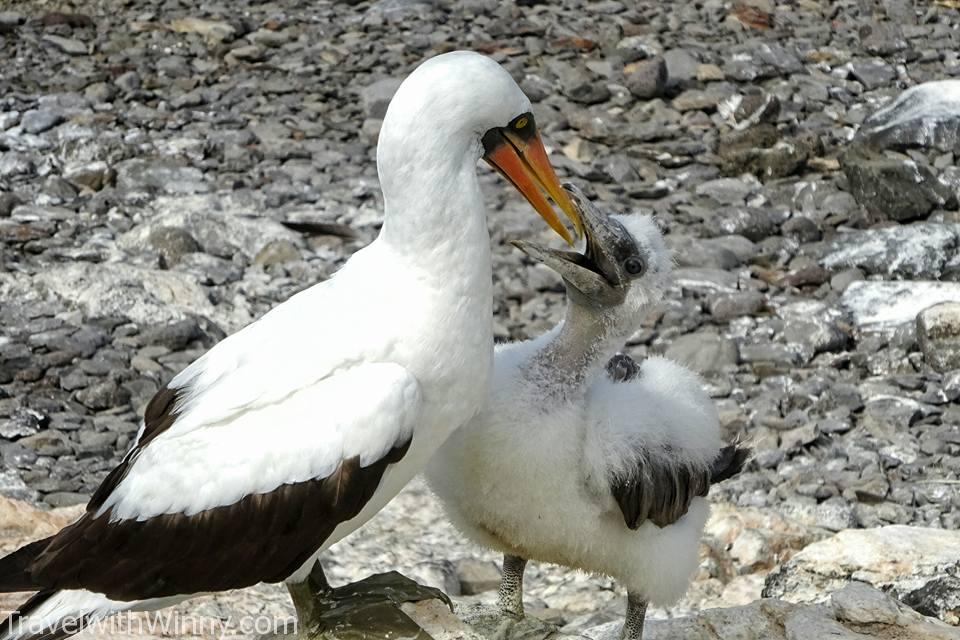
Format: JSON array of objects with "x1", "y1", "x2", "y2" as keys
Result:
[{"x1": 624, "y1": 256, "x2": 646, "y2": 275}]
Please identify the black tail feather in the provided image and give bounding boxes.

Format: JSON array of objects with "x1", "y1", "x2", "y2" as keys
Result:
[
  {"x1": 0, "y1": 538, "x2": 48, "y2": 593},
  {"x1": 710, "y1": 444, "x2": 750, "y2": 484},
  {"x1": 0, "y1": 589, "x2": 55, "y2": 640}
]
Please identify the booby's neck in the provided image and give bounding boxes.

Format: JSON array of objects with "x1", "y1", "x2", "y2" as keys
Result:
[
  {"x1": 376, "y1": 117, "x2": 487, "y2": 259},
  {"x1": 526, "y1": 303, "x2": 634, "y2": 399}
]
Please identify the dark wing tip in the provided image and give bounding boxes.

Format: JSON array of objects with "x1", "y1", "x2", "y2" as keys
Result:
[
  {"x1": 611, "y1": 456, "x2": 709, "y2": 531},
  {"x1": 710, "y1": 444, "x2": 751, "y2": 484},
  {"x1": 0, "y1": 538, "x2": 49, "y2": 593}
]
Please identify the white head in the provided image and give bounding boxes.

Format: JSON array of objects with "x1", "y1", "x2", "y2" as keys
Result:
[
  {"x1": 514, "y1": 184, "x2": 672, "y2": 332},
  {"x1": 376, "y1": 51, "x2": 581, "y2": 245}
]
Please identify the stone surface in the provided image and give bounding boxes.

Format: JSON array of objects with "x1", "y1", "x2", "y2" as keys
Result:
[
  {"x1": 856, "y1": 80, "x2": 960, "y2": 154},
  {"x1": 624, "y1": 57, "x2": 667, "y2": 100},
  {"x1": 841, "y1": 153, "x2": 954, "y2": 222},
  {"x1": 842, "y1": 80, "x2": 960, "y2": 221},
  {"x1": 764, "y1": 526, "x2": 960, "y2": 626},
  {"x1": 662, "y1": 332, "x2": 739, "y2": 375},
  {"x1": 1, "y1": 0, "x2": 960, "y2": 633},
  {"x1": 840, "y1": 281, "x2": 960, "y2": 329},
  {"x1": 821, "y1": 224, "x2": 960, "y2": 280},
  {"x1": 917, "y1": 302, "x2": 960, "y2": 372}
]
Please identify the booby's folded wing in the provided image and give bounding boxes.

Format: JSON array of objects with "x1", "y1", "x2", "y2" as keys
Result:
[
  {"x1": 609, "y1": 455, "x2": 710, "y2": 529},
  {"x1": 8, "y1": 362, "x2": 421, "y2": 601},
  {"x1": 586, "y1": 355, "x2": 724, "y2": 530}
]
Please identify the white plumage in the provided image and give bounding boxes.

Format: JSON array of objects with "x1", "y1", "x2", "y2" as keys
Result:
[
  {"x1": 0, "y1": 51, "x2": 583, "y2": 640},
  {"x1": 427, "y1": 205, "x2": 743, "y2": 638}
]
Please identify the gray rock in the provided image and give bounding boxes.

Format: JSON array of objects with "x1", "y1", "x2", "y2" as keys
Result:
[
  {"x1": 917, "y1": 302, "x2": 960, "y2": 373},
  {"x1": 137, "y1": 319, "x2": 201, "y2": 351},
  {"x1": 706, "y1": 206, "x2": 787, "y2": 242},
  {"x1": 168, "y1": 17, "x2": 237, "y2": 43},
  {"x1": 624, "y1": 57, "x2": 667, "y2": 100},
  {"x1": 709, "y1": 291, "x2": 765, "y2": 322},
  {"x1": 558, "y1": 64, "x2": 610, "y2": 105},
  {"x1": 115, "y1": 159, "x2": 209, "y2": 195},
  {"x1": 119, "y1": 193, "x2": 303, "y2": 264},
  {"x1": 849, "y1": 59, "x2": 896, "y2": 90},
  {"x1": 662, "y1": 48, "x2": 700, "y2": 83},
  {"x1": 841, "y1": 281, "x2": 960, "y2": 329},
  {"x1": 588, "y1": 583, "x2": 958, "y2": 640},
  {"x1": 615, "y1": 35, "x2": 662, "y2": 63},
  {"x1": 0, "y1": 193, "x2": 19, "y2": 217},
  {"x1": 42, "y1": 35, "x2": 88, "y2": 55},
  {"x1": 841, "y1": 153, "x2": 953, "y2": 222},
  {"x1": 901, "y1": 576, "x2": 960, "y2": 627},
  {"x1": 26, "y1": 262, "x2": 247, "y2": 333},
  {"x1": 43, "y1": 491, "x2": 89, "y2": 507},
  {"x1": 148, "y1": 227, "x2": 201, "y2": 267},
  {"x1": 764, "y1": 526, "x2": 960, "y2": 627},
  {"x1": 674, "y1": 267, "x2": 740, "y2": 295},
  {"x1": 856, "y1": 80, "x2": 960, "y2": 154},
  {"x1": 694, "y1": 177, "x2": 755, "y2": 206},
  {"x1": 226, "y1": 44, "x2": 267, "y2": 63},
  {"x1": 254, "y1": 240, "x2": 302, "y2": 266},
  {"x1": 0, "y1": 110, "x2": 19, "y2": 130},
  {"x1": 739, "y1": 343, "x2": 803, "y2": 368},
  {"x1": 361, "y1": 78, "x2": 403, "y2": 119},
  {"x1": 821, "y1": 224, "x2": 960, "y2": 279},
  {"x1": 63, "y1": 161, "x2": 110, "y2": 191},
  {"x1": 663, "y1": 332, "x2": 739, "y2": 374},
  {"x1": 0, "y1": 152, "x2": 35, "y2": 180},
  {"x1": 114, "y1": 71, "x2": 141, "y2": 93},
  {"x1": 19, "y1": 430, "x2": 73, "y2": 457},
  {"x1": 76, "y1": 380, "x2": 131, "y2": 411},
  {"x1": 830, "y1": 268, "x2": 864, "y2": 293},
  {"x1": 779, "y1": 301, "x2": 850, "y2": 360},
  {"x1": 0, "y1": 409, "x2": 43, "y2": 439},
  {"x1": 20, "y1": 109, "x2": 65, "y2": 134},
  {"x1": 455, "y1": 559, "x2": 501, "y2": 596}
]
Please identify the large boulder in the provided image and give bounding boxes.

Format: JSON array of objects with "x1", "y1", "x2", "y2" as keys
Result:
[
  {"x1": 841, "y1": 80, "x2": 960, "y2": 221},
  {"x1": 855, "y1": 80, "x2": 960, "y2": 153},
  {"x1": 578, "y1": 583, "x2": 957, "y2": 640},
  {"x1": 820, "y1": 223, "x2": 960, "y2": 280},
  {"x1": 31, "y1": 262, "x2": 253, "y2": 333},
  {"x1": 763, "y1": 526, "x2": 960, "y2": 625},
  {"x1": 841, "y1": 153, "x2": 954, "y2": 222},
  {"x1": 841, "y1": 281, "x2": 960, "y2": 330}
]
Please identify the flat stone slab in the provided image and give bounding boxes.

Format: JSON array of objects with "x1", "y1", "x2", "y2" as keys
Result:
[{"x1": 840, "y1": 280, "x2": 960, "y2": 329}]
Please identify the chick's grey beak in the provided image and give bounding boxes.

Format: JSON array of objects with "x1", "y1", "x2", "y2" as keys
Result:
[
  {"x1": 511, "y1": 240, "x2": 622, "y2": 307},
  {"x1": 562, "y1": 183, "x2": 628, "y2": 287}
]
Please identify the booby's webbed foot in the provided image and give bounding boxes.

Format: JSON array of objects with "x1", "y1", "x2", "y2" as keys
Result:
[
  {"x1": 497, "y1": 554, "x2": 528, "y2": 618},
  {"x1": 284, "y1": 563, "x2": 452, "y2": 639},
  {"x1": 619, "y1": 592, "x2": 647, "y2": 640}
]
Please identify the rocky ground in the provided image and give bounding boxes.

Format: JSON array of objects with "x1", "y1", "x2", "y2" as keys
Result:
[{"x1": 2, "y1": 0, "x2": 960, "y2": 636}]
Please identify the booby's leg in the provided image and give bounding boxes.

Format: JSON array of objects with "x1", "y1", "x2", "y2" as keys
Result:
[
  {"x1": 619, "y1": 592, "x2": 647, "y2": 640},
  {"x1": 497, "y1": 554, "x2": 528, "y2": 618},
  {"x1": 286, "y1": 561, "x2": 331, "y2": 632}
]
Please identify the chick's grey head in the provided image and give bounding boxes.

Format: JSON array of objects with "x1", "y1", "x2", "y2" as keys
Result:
[{"x1": 513, "y1": 184, "x2": 672, "y2": 318}]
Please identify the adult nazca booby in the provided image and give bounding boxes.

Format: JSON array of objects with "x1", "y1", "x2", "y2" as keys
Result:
[
  {"x1": 0, "y1": 51, "x2": 582, "y2": 640},
  {"x1": 426, "y1": 185, "x2": 749, "y2": 639}
]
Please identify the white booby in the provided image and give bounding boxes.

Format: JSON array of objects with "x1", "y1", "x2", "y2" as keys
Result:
[
  {"x1": 426, "y1": 186, "x2": 749, "y2": 639},
  {"x1": 0, "y1": 51, "x2": 583, "y2": 640}
]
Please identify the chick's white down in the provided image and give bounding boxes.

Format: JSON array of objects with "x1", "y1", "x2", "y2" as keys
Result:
[{"x1": 427, "y1": 213, "x2": 723, "y2": 606}]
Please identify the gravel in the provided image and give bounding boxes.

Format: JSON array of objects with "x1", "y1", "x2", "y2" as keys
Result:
[{"x1": 1, "y1": 0, "x2": 959, "y2": 629}]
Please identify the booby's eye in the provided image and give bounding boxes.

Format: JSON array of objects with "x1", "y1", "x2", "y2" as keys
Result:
[
  {"x1": 624, "y1": 256, "x2": 646, "y2": 276},
  {"x1": 513, "y1": 116, "x2": 529, "y2": 130}
]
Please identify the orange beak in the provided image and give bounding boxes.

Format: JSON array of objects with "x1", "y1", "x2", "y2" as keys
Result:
[{"x1": 482, "y1": 114, "x2": 582, "y2": 245}]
